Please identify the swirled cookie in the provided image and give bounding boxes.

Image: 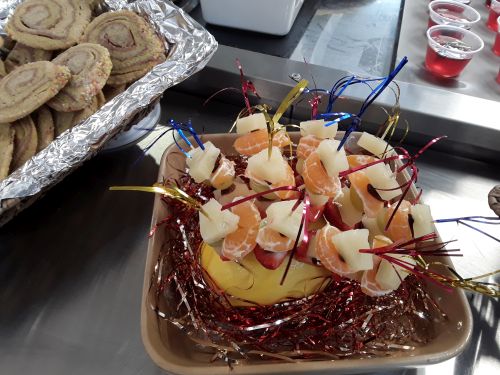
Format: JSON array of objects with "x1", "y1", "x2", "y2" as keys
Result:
[
  {"x1": 4, "y1": 43, "x2": 52, "y2": 73},
  {"x1": 0, "y1": 61, "x2": 6, "y2": 78},
  {"x1": 11, "y1": 115, "x2": 38, "y2": 171},
  {"x1": 47, "y1": 43, "x2": 112, "y2": 112},
  {"x1": 96, "y1": 90, "x2": 106, "y2": 108},
  {"x1": 81, "y1": 10, "x2": 166, "y2": 86},
  {"x1": 0, "y1": 124, "x2": 15, "y2": 180},
  {"x1": 0, "y1": 61, "x2": 71, "y2": 123},
  {"x1": 34, "y1": 106, "x2": 54, "y2": 152},
  {"x1": 102, "y1": 84, "x2": 126, "y2": 101},
  {"x1": 6, "y1": 0, "x2": 91, "y2": 50},
  {"x1": 54, "y1": 93, "x2": 101, "y2": 136}
]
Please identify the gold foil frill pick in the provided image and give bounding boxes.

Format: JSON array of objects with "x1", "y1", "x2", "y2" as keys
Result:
[
  {"x1": 428, "y1": 264, "x2": 500, "y2": 298},
  {"x1": 266, "y1": 79, "x2": 309, "y2": 159},
  {"x1": 110, "y1": 183, "x2": 209, "y2": 218},
  {"x1": 271, "y1": 79, "x2": 309, "y2": 125}
]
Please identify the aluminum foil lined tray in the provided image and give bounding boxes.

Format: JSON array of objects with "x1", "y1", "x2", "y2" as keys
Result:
[{"x1": 0, "y1": 0, "x2": 218, "y2": 227}]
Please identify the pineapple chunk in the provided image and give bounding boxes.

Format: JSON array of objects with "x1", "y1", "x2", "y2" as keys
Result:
[
  {"x1": 375, "y1": 254, "x2": 416, "y2": 291},
  {"x1": 336, "y1": 187, "x2": 363, "y2": 227},
  {"x1": 236, "y1": 113, "x2": 267, "y2": 134},
  {"x1": 186, "y1": 141, "x2": 220, "y2": 183},
  {"x1": 300, "y1": 119, "x2": 337, "y2": 139},
  {"x1": 246, "y1": 146, "x2": 287, "y2": 183},
  {"x1": 411, "y1": 204, "x2": 434, "y2": 239},
  {"x1": 357, "y1": 132, "x2": 394, "y2": 158},
  {"x1": 331, "y1": 229, "x2": 373, "y2": 272},
  {"x1": 364, "y1": 163, "x2": 402, "y2": 201},
  {"x1": 316, "y1": 139, "x2": 349, "y2": 177},
  {"x1": 199, "y1": 198, "x2": 239, "y2": 244},
  {"x1": 266, "y1": 200, "x2": 304, "y2": 241}
]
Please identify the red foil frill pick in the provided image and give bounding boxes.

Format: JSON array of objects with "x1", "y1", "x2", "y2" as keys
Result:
[{"x1": 338, "y1": 136, "x2": 447, "y2": 230}]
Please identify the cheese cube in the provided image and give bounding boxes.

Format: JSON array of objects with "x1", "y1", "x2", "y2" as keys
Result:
[
  {"x1": 316, "y1": 139, "x2": 349, "y2": 177},
  {"x1": 266, "y1": 200, "x2": 304, "y2": 241},
  {"x1": 186, "y1": 141, "x2": 220, "y2": 183},
  {"x1": 332, "y1": 229, "x2": 373, "y2": 272},
  {"x1": 357, "y1": 132, "x2": 394, "y2": 158},
  {"x1": 364, "y1": 163, "x2": 402, "y2": 201},
  {"x1": 199, "y1": 198, "x2": 239, "y2": 244},
  {"x1": 246, "y1": 146, "x2": 287, "y2": 183},
  {"x1": 236, "y1": 113, "x2": 267, "y2": 134},
  {"x1": 336, "y1": 187, "x2": 363, "y2": 227},
  {"x1": 376, "y1": 255, "x2": 416, "y2": 291},
  {"x1": 411, "y1": 204, "x2": 434, "y2": 239},
  {"x1": 300, "y1": 119, "x2": 337, "y2": 139}
]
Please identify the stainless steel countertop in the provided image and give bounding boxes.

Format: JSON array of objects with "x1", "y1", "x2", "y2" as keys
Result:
[
  {"x1": 0, "y1": 91, "x2": 499, "y2": 374},
  {"x1": 397, "y1": 0, "x2": 500, "y2": 101}
]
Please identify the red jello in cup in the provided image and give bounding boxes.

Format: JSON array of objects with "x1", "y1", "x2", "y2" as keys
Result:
[
  {"x1": 493, "y1": 17, "x2": 500, "y2": 55},
  {"x1": 428, "y1": 0, "x2": 480, "y2": 30},
  {"x1": 425, "y1": 25, "x2": 484, "y2": 78},
  {"x1": 486, "y1": 0, "x2": 492, "y2": 8},
  {"x1": 487, "y1": 0, "x2": 500, "y2": 31}
]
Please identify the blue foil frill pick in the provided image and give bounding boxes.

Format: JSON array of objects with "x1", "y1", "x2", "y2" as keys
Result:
[
  {"x1": 169, "y1": 118, "x2": 206, "y2": 157},
  {"x1": 358, "y1": 57, "x2": 409, "y2": 118},
  {"x1": 185, "y1": 119, "x2": 205, "y2": 150},
  {"x1": 319, "y1": 112, "x2": 358, "y2": 127},
  {"x1": 336, "y1": 56, "x2": 409, "y2": 151}
]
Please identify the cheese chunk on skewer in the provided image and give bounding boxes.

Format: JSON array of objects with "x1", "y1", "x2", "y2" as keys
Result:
[
  {"x1": 186, "y1": 141, "x2": 220, "y2": 183},
  {"x1": 199, "y1": 198, "x2": 239, "y2": 244},
  {"x1": 300, "y1": 119, "x2": 337, "y2": 139},
  {"x1": 357, "y1": 132, "x2": 394, "y2": 158},
  {"x1": 266, "y1": 200, "x2": 304, "y2": 241},
  {"x1": 236, "y1": 113, "x2": 267, "y2": 134},
  {"x1": 316, "y1": 139, "x2": 349, "y2": 177},
  {"x1": 332, "y1": 229, "x2": 373, "y2": 272}
]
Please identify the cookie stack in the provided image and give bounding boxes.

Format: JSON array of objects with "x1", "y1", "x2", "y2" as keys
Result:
[{"x1": 0, "y1": 0, "x2": 167, "y2": 181}]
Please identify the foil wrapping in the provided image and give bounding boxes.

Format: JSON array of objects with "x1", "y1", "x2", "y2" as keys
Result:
[{"x1": 0, "y1": 0, "x2": 217, "y2": 203}]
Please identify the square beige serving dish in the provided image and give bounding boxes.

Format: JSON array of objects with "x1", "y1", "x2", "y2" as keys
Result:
[{"x1": 141, "y1": 132, "x2": 473, "y2": 375}]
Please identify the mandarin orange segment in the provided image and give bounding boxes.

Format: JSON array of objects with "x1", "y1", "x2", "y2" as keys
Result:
[
  {"x1": 302, "y1": 152, "x2": 342, "y2": 198},
  {"x1": 384, "y1": 200, "x2": 413, "y2": 244},
  {"x1": 296, "y1": 134, "x2": 321, "y2": 160},
  {"x1": 230, "y1": 200, "x2": 261, "y2": 228},
  {"x1": 348, "y1": 171, "x2": 384, "y2": 218},
  {"x1": 316, "y1": 225, "x2": 354, "y2": 278},
  {"x1": 256, "y1": 226, "x2": 294, "y2": 253},
  {"x1": 222, "y1": 225, "x2": 259, "y2": 260},
  {"x1": 210, "y1": 156, "x2": 235, "y2": 190},
  {"x1": 272, "y1": 163, "x2": 297, "y2": 200},
  {"x1": 234, "y1": 129, "x2": 291, "y2": 156},
  {"x1": 347, "y1": 154, "x2": 379, "y2": 169}
]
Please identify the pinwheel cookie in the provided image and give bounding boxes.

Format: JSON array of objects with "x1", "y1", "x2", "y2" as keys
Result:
[
  {"x1": 53, "y1": 93, "x2": 103, "y2": 136},
  {"x1": 0, "y1": 61, "x2": 71, "y2": 123},
  {"x1": 81, "y1": 10, "x2": 166, "y2": 86},
  {"x1": 34, "y1": 106, "x2": 55, "y2": 152},
  {"x1": 11, "y1": 115, "x2": 38, "y2": 172},
  {"x1": 47, "y1": 43, "x2": 112, "y2": 112},
  {"x1": 4, "y1": 43, "x2": 52, "y2": 73},
  {"x1": 0, "y1": 124, "x2": 15, "y2": 180},
  {"x1": 5, "y1": 0, "x2": 91, "y2": 50}
]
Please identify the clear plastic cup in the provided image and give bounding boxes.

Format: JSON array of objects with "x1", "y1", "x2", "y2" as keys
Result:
[
  {"x1": 425, "y1": 25, "x2": 484, "y2": 78},
  {"x1": 487, "y1": 0, "x2": 500, "y2": 31},
  {"x1": 428, "y1": 0, "x2": 481, "y2": 29},
  {"x1": 493, "y1": 17, "x2": 500, "y2": 55},
  {"x1": 432, "y1": 0, "x2": 471, "y2": 4}
]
